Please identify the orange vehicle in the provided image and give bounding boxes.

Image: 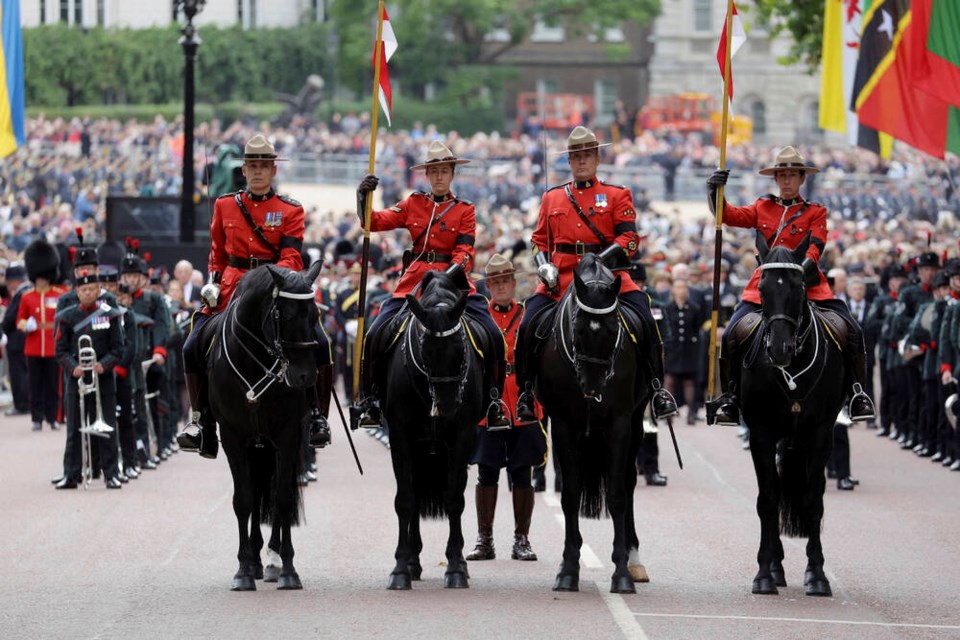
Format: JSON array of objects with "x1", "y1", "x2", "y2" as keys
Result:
[
  {"x1": 640, "y1": 92, "x2": 752, "y2": 144},
  {"x1": 516, "y1": 92, "x2": 596, "y2": 131}
]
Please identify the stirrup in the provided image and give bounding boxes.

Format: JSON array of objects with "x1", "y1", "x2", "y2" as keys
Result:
[
  {"x1": 650, "y1": 380, "x2": 679, "y2": 420},
  {"x1": 350, "y1": 397, "x2": 381, "y2": 429},
  {"x1": 515, "y1": 390, "x2": 537, "y2": 423},
  {"x1": 486, "y1": 389, "x2": 512, "y2": 431},
  {"x1": 309, "y1": 410, "x2": 332, "y2": 448},
  {"x1": 176, "y1": 415, "x2": 204, "y2": 451},
  {"x1": 706, "y1": 394, "x2": 740, "y2": 427},
  {"x1": 848, "y1": 383, "x2": 876, "y2": 422}
]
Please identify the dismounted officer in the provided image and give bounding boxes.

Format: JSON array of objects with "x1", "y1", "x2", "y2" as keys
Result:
[
  {"x1": 705, "y1": 146, "x2": 876, "y2": 425},
  {"x1": 466, "y1": 254, "x2": 547, "y2": 563},
  {"x1": 351, "y1": 140, "x2": 509, "y2": 430},
  {"x1": 178, "y1": 134, "x2": 332, "y2": 458},
  {"x1": 866, "y1": 260, "x2": 909, "y2": 437},
  {"x1": 513, "y1": 125, "x2": 678, "y2": 422},
  {"x1": 54, "y1": 269, "x2": 125, "y2": 489}
]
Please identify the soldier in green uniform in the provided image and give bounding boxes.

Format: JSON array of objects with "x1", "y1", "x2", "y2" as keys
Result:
[{"x1": 866, "y1": 261, "x2": 909, "y2": 438}]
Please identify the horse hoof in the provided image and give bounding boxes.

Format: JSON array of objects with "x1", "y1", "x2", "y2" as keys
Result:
[
  {"x1": 263, "y1": 565, "x2": 280, "y2": 583},
  {"x1": 278, "y1": 572, "x2": 303, "y2": 590},
  {"x1": 254, "y1": 564, "x2": 264, "y2": 580},
  {"x1": 553, "y1": 574, "x2": 579, "y2": 592},
  {"x1": 611, "y1": 575, "x2": 636, "y2": 594},
  {"x1": 231, "y1": 576, "x2": 257, "y2": 591},
  {"x1": 387, "y1": 573, "x2": 412, "y2": 590},
  {"x1": 408, "y1": 563, "x2": 423, "y2": 581},
  {"x1": 751, "y1": 577, "x2": 778, "y2": 595},
  {"x1": 806, "y1": 579, "x2": 832, "y2": 597},
  {"x1": 629, "y1": 564, "x2": 650, "y2": 583},
  {"x1": 444, "y1": 572, "x2": 469, "y2": 589},
  {"x1": 770, "y1": 563, "x2": 786, "y2": 588}
]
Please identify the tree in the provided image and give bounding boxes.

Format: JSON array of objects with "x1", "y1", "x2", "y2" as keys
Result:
[{"x1": 747, "y1": 0, "x2": 824, "y2": 71}]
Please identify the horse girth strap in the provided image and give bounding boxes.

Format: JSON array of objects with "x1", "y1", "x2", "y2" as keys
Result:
[
  {"x1": 563, "y1": 184, "x2": 608, "y2": 247},
  {"x1": 234, "y1": 193, "x2": 282, "y2": 261}
]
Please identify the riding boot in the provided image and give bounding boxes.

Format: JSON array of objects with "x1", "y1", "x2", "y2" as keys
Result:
[
  {"x1": 486, "y1": 360, "x2": 511, "y2": 430},
  {"x1": 466, "y1": 485, "x2": 498, "y2": 561},
  {"x1": 350, "y1": 352, "x2": 382, "y2": 429},
  {"x1": 309, "y1": 363, "x2": 333, "y2": 448},
  {"x1": 176, "y1": 372, "x2": 218, "y2": 459},
  {"x1": 511, "y1": 486, "x2": 538, "y2": 561},
  {"x1": 648, "y1": 339, "x2": 679, "y2": 421},
  {"x1": 706, "y1": 355, "x2": 741, "y2": 426},
  {"x1": 846, "y1": 349, "x2": 877, "y2": 422}
]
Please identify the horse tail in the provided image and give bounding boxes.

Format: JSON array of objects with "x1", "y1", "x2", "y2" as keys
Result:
[
  {"x1": 414, "y1": 444, "x2": 449, "y2": 520},
  {"x1": 255, "y1": 442, "x2": 304, "y2": 528},
  {"x1": 252, "y1": 444, "x2": 276, "y2": 525},
  {"x1": 578, "y1": 432, "x2": 607, "y2": 519},
  {"x1": 778, "y1": 442, "x2": 814, "y2": 538}
]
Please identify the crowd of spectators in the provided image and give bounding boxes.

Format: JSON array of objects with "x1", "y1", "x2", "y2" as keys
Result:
[{"x1": 2, "y1": 113, "x2": 959, "y2": 295}]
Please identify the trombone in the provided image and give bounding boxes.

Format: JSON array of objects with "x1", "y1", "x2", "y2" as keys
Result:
[{"x1": 78, "y1": 334, "x2": 114, "y2": 489}]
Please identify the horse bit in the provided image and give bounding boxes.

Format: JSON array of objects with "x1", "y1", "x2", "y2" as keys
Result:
[
  {"x1": 558, "y1": 284, "x2": 624, "y2": 403},
  {"x1": 222, "y1": 287, "x2": 319, "y2": 403},
  {"x1": 405, "y1": 314, "x2": 469, "y2": 416}
]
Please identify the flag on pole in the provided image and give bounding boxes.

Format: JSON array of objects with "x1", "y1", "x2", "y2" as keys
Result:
[
  {"x1": 371, "y1": 5, "x2": 398, "y2": 127},
  {"x1": 819, "y1": 0, "x2": 863, "y2": 145},
  {"x1": 716, "y1": 1, "x2": 747, "y2": 101},
  {"x1": 0, "y1": 0, "x2": 25, "y2": 159}
]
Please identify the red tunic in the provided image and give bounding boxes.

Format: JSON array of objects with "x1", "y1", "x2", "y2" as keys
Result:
[
  {"x1": 17, "y1": 285, "x2": 67, "y2": 357},
  {"x1": 370, "y1": 192, "x2": 476, "y2": 297},
  {"x1": 723, "y1": 195, "x2": 833, "y2": 304},
  {"x1": 487, "y1": 299, "x2": 542, "y2": 425},
  {"x1": 531, "y1": 178, "x2": 641, "y2": 298},
  {"x1": 208, "y1": 189, "x2": 305, "y2": 307}
]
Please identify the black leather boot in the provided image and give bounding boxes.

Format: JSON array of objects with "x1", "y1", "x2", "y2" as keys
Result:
[
  {"x1": 847, "y1": 348, "x2": 876, "y2": 422},
  {"x1": 176, "y1": 372, "x2": 218, "y2": 459},
  {"x1": 511, "y1": 486, "x2": 538, "y2": 561},
  {"x1": 514, "y1": 332, "x2": 538, "y2": 422},
  {"x1": 466, "y1": 485, "x2": 498, "y2": 561},
  {"x1": 350, "y1": 354, "x2": 382, "y2": 429},
  {"x1": 648, "y1": 339, "x2": 678, "y2": 420},
  {"x1": 486, "y1": 360, "x2": 511, "y2": 430},
  {"x1": 706, "y1": 355, "x2": 741, "y2": 426},
  {"x1": 309, "y1": 364, "x2": 333, "y2": 448}
]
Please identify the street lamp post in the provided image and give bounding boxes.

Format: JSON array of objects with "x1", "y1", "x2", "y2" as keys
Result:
[{"x1": 175, "y1": 0, "x2": 205, "y2": 244}]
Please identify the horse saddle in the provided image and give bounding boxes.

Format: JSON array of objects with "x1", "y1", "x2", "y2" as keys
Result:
[
  {"x1": 367, "y1": 308, "x2": 411, "y2": 360},
  {"x1": 617, "y1": 302, "x2": 645, "y2": 355},
  {"x1": 725, "y1": 311, "x2": 763, "y2": 351},
  {"x1": 812, "y1": 307, "x2": 849, "y2": 352}
]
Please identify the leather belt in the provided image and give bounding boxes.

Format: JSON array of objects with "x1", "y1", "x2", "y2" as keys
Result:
[
  {"x1": 228, "y1": 255, "x2": 277, "y2": 269},
  {"x1": 554, "y1": 242, "x2": 604, "y2": 256},
  {"x1": 411, "y1": 251, "x2": 452, "y2": 264}
]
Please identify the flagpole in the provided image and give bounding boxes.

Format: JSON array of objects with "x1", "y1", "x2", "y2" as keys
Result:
[
  {"x1": 707, "y1": 0, "x2": 735, "y2": 402},
  {"x1": 353, "y1": 0, "x2": 386, "y2": 404}
]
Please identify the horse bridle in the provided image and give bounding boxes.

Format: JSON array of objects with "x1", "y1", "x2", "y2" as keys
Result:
[
  {"x1": 222, "y1": 286, "x2": 319, "y2": 403},
  {"x1": 557, "y1": 282, "x2": 624, "y2": 401},
  {"x1": 758, "y1": 261, "x2": 819, "y2": 391},
  {"x1": 405, "y1": 314, "x2": 469, "y2": 413}
]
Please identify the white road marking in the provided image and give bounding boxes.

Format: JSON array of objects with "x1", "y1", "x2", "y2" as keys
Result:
[
  {"x1": 552, "y1": 513, "x2": 603, "y2": 567},
  {"x1": 634, "y1": 613, "x2": 960, "y2": 631},
  {"x1": 596, "y1": 581, "x2": 650, "y2": 640}
]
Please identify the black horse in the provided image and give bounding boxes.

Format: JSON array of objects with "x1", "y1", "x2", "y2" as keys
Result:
[
  {"x1": 199, "y1": 262, "x2": 323, "y2": 591},
  {"x1": 740, "y1": 233, "x2": 845, "y2": 596},
  {"x1": 379, "y1": 270, "x2": 487, "y2": 590},
  {"x1": 536, "y1": 254, "x2": 651, "y2": 594}
]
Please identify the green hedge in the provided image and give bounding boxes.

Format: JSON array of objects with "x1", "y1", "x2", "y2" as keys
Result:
[{"x1": 25, "y1": 102, "x2": 286, "y2": 124}]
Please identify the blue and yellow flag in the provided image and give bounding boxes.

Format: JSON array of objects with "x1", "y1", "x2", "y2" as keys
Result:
[{"x1": 0, "y1": 0, "x2": 25, "y2": 158}]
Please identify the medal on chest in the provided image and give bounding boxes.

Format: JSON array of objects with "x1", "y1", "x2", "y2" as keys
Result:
[
  {"x1": 91, "y1": 315, "x2": 111, "y2": 331},
  {"x1": 594, "y1": 193, "x2": 608, "y2": 209},
  {"x1": 264, "y1": 211, "x2": 283, "y2": 227}
]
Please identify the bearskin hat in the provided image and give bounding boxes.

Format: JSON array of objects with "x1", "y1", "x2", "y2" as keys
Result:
[{"x1": 24, "y1": 239, "x2": 61, "y2": 283}]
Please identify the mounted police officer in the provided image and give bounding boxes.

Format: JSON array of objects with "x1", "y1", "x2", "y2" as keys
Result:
[
  {"x1": 706, "y1": 146, "x2": 876, "y2": 425},
  {"x1": 177, "y1": 134, "x2": 332, "y2": 458},
  {"x1": 350, "y1": 140, "x2": 509, "y2": 430},
  {"x1": 513, "y1": 125, "x2": 678, "y2": 422}
]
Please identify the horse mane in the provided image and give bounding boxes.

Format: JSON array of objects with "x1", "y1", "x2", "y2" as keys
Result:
[
  {"x1": 234, "y1": 265, "x2": 309, "y2": 298},
  {"x1": 419, "y1": 271, "x2": 462, "y2": 308},
  {"x1": 763, "y1": 245, "x2": 798, "y2": 266}
]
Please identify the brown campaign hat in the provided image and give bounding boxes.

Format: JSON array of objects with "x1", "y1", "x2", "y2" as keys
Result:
[
  {"x1": 758, "y1": 146, "x2": 819, "y2": 176},
  {"x1": 556, "y1": 125, "x2": 612, "y2": 155},
  {"x1": 410, "y1": 140, "x2": 471, "y2": 171},
  {"x1": 483, "y1": 253, "x2": 516, "y2": 279},
  {"x1": 243, "y1": 134, "x2": 288, "y2": 162}
]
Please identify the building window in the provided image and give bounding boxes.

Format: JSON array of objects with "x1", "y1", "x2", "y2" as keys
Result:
[
  {"x1": 40, "y1": 0, "x2": 46, "y2": 24},
  {"x1": 594, "y1": 79, "x2": 619, "y2": 127},
  {"x1": 588, "y1": 24, "x2": 626, "y2": 43},
  {"x1": 60, "y1": 0, "x2": 69, "y2": 23},
  {"x1": 97, "y1": 0, "x2": 105, "y2": 26},
  {"x1": 237, "y1": 0, "x2": 243, "y2": 24},
  {"x1": 694, "y1": 0, "x2": 712, "y2": 32},
  {"x1": 750, "y1": 98, "x2": 767, "y2": 135},
  {"x1": 74, "y1": 0, "x2": 81, "y2": 25},
  {"x1": 531, "y1": 19, "x2": 565, "y2": 43}
]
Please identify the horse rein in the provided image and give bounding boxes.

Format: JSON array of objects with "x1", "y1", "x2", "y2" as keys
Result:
[
  {"x1": 222, "y1": 287, "x2": 320, "y2": 403},
  {"x1": 557, "y1": 288, "x2": 624, "y2": 401},
  {"x1": 404, "y1": 316, "x2": 469, "y2": 411}
]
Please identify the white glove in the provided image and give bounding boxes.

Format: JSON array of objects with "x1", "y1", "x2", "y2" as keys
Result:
[
  {"x1": 201, "y1": 283, "x2": 221, "y2": 310},
  {"x1": 24, "y1": 316, "x2": 38, "y2": 333},
  {"x1": 537, "y1": 262, "x2": 559, "y2": 290}
]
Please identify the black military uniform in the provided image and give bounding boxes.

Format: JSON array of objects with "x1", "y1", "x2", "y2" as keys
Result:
[
  {"x1": 664, "y1": 289, "x2": 706, "y2": 425},
  {"x1": 1, "y1": 265, "x2": 30, "y2": 415},
  {"x1": 112, "y1": 277, "x2": 142, "y2": 479},
  {"x1": 906, "y1": 270, "x2": 948, "y2": 457},
  {"x1": 54, "y1": 271, "x2": 125, "y2": 489},
  {"x1": 938, "y1": 265, "x2": 960, "y2": 470},
  {"x1": 866, "y1": 261, "x2": 908, "y2": 437}
]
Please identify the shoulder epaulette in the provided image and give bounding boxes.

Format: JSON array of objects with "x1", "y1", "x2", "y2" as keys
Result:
[
  {"x1": 547, "y1": 181, "x2": 571, "y2": 193},
  {"x1": 413, "y1": 190, "x2": 430, "y2": 198},
  {"x1": 598, "y1": 179, "x2": 627, "y2": 190},
  {"x1": 277, "y1": 194, "x2": 302, "y2": 207},
  {"x1": 216, "y1": 190, "x2": 241, "y2": 201},
  {"x1": 808, "y1": 200, "x2": 824, "y2": 208},
  {"x1": 761, "y1": 194, "x2": 778, "y2": 201},
  {"x1": 454, "y1": 197, "x2": 473, "y2": 206},
  {"x1": 55, "y1": 305, "x2": 79, "y2": 321}
]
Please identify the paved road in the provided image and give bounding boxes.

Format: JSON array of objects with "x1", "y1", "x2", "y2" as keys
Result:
[{"x1": 1, "y1": 408, "x2": 958, "y2": 640}]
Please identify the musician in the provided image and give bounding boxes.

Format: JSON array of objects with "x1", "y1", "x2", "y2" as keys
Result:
[
  {"x1": 867, "y1": 261, "x2": 909, "y2": 438},
  {"x1": 705, "y1": 146, "x2": 876, "y2": 425},
  {"x1": 1, "y1": 263, "x2": 31, "y2": 417},
  {"x1": 54, "y1": 270, "x2": 124, "y2": 489},
  {"x1": 178, "y1": 134, "x2": 332, "y2": 458},
  {"x1": 466, "y1": 254, "x2": 546, "y2": 563},
  {"x1": 513, "y1": 125, "x2": 678, "y2": 422},
  {"x1": 937, "y1": 260, "x2": 960, "y2": 470},
  {"x1": 102, "y1": 272, "x2": 141, "y2": 480},
  {"x1": 17, "y1": 239, "x2": 67, "y2": 432},
  {"x1": 351, "y1": 140, "x2": 509, "y2": 430}
]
